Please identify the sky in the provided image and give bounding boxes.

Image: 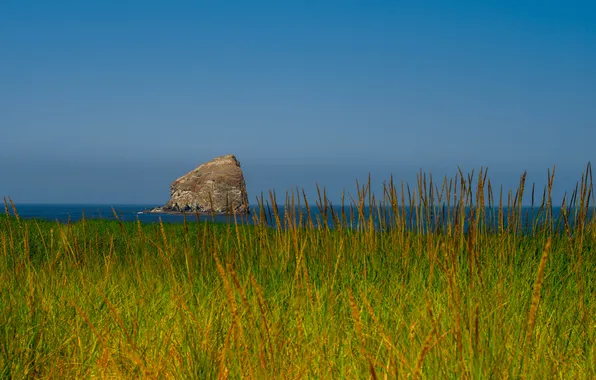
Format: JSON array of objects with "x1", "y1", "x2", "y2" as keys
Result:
[{"x1": 1, "y1": 0, "x2": 595, "y2": 205}]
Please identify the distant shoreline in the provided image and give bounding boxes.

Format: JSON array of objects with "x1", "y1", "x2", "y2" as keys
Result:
[{"x1": 143, "y1": 208, "x2": 250, "y2": 216}]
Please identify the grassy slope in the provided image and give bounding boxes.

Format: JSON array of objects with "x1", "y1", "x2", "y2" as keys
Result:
[{"x1": 1, "y1": 168, "x2": 595, "y2": 378}]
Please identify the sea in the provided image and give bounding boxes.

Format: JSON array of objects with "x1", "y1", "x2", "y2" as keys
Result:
[
  {"x1": 2, "y1": 204, "x2": 593, "y2": 233},
  {"x1": 1, "y1": 204, "x2": 236, "y2": 224}
]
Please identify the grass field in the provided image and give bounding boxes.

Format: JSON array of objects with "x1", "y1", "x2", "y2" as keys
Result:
[{"x1": 1, "y1": 166, "x2": 595, "y2": 378}]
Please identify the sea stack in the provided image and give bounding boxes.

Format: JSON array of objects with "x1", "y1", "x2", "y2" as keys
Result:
[{"x1": 150, "y1": 154, "x2": 249, "y2": 214}]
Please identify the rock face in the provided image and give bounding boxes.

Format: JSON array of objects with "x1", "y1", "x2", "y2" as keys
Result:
[{"x1": 150, "y1": 154, "x2": 249, "y2": 214}]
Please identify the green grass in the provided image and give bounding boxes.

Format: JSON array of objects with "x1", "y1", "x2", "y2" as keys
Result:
[{"x1": 1, "y1": 166, "x2": 595, "y2": 378}]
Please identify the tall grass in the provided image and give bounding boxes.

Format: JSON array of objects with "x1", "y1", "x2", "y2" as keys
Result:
[{"x1": 1, "y1": 165, "x2": 595, "y2": 378}]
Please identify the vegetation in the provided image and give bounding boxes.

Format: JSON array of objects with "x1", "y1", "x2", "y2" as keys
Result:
[{"x1": 1, "y1": 166, "x2": 595, "y2": 378}]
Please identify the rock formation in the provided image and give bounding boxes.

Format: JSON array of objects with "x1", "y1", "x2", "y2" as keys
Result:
[{"x1": 150, "y1": 154, "x2": 249, "y2": 214}]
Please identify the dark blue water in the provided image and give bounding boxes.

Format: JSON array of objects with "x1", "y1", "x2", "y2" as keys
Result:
[
  {"x1": 1, "y1": 204, "x2": 241, "y2": 224},
  {"x1": 2, "y1": 204, "x2": 594, "y2": 235}
]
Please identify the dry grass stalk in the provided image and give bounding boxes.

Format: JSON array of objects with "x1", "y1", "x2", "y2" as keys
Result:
[
  {"x1": 9, "y1": 197, "x2": 20, "y2": 225},
  {"x1": 348, "y1": 288, "x2": 377, "y2": 376},
  {"x1": 525, "y1": 237, "x2": 552, "y2": 346},
  {"x1": 413, "y1": 328, "x2": 451, "y2": 379},
  {"x1": 3, "y1": 197, "x2": 10, "y2": 218}
]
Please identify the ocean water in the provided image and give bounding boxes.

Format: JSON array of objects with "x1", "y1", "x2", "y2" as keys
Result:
[
  {"x1": 2, "y1": 204, "x2": 593, "y2": 233},
  {"x1": 1, "y1": 204, "x2": 240, "y2": 224}
]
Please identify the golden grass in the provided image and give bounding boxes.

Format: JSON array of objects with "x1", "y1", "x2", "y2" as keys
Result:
[{"x1": 0, "y1": 164, "x2": 594, "y2": 378}]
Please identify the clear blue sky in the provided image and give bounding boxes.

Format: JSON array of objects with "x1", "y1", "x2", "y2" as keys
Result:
[{"x1": 1, "y1": 1, "x2": 594, "y2": 204}]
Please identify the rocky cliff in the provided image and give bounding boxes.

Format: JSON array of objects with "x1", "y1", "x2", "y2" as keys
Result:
[{"x1": 150, "y1": 154, "x2": 249, "y2": 214}]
